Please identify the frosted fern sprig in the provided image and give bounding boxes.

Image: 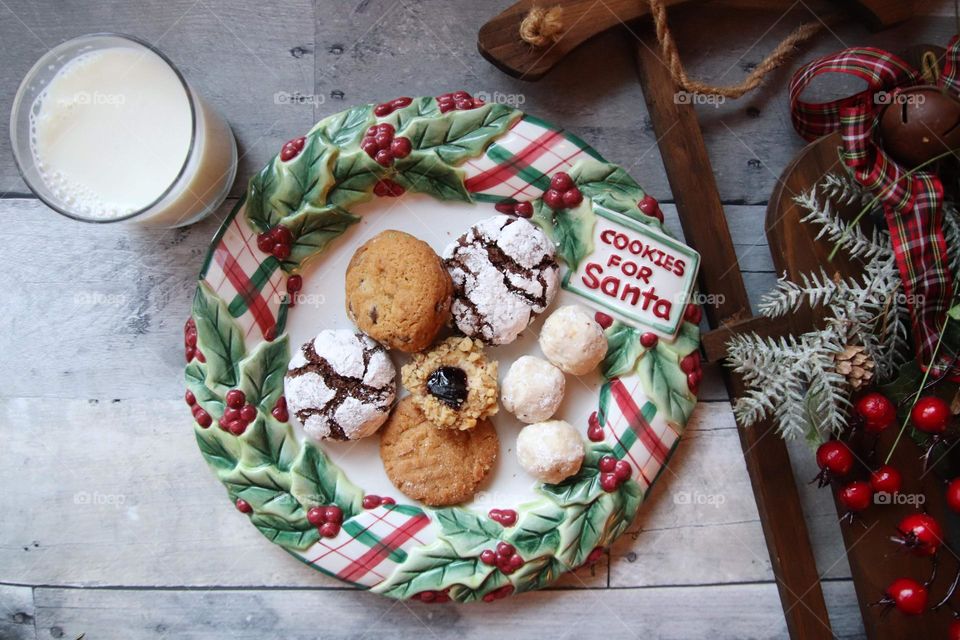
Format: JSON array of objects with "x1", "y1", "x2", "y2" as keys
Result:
[
  {"x1": 794, "y1": 183, "x2": 891, "y2": 262},
  {"x1": 820, "y1": 170, "x2": 872, "y2": 207}
]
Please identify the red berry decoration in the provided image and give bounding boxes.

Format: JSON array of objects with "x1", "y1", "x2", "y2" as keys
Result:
[
  {"x1": 543, "y1": 172, "x2": 583, "y2": 210},
  {"x1": 390, "y1": 137, "x2": 411, "y2": 158},
  {"x1": 683, "y1": 303, "x2": 702, "y2": 324},
  {"x1": 838, "y1": 481, "x2": 873, "y2": 517},
  {"x1": 594, "y1": 312, "x2": 614, "y2": 329},
  {"x1": 550, "y1": 172, "x2": 574, "y2": 192},
  {"x1": 482, "y1": 585, "x2": 514, "y2": 603},
  {"x1": 240, "y1": 404, "x2": 257, "y2": 423},
  {"x1": 480, "y1": 549, "x2": 497, "y2": 566},
  {"x1": 324, "y1": 506, "x2": 343, "y2": 524},
  {"x1": 813, "y1": 440, "x2": 854, "y2": 487},
  {"x1": 380, "y1": 496, "x2": 396, "y2": 506},
  {"x1": 600, "y1": 473, "x2": 619, "y2": 492},
  {"x1": 855, "y1": 392, "x2": 897, "y2": 434},
  {"x1": 514, "y1": 201, "x2": 533, "y2": 218},
  {"x1": 271, "y1": 396, "x2": 289, "y2": 422},
  {"x1": 235, "y1": 499, "x2": 252, "y2": 514},
  {"x1": 875, "y1": 578, "x2": 928, "y2": 616},
  {"x1": 895, "y1": 513, "x2": 943, "y2": 557},
  {"x1": 287, "y1": 274, "x2": 302, "y2": 293},
  {"x1": 543, "y1": 188, "x2": 564, "y2": 210},
  {"x1": 562, "y1": 188, "x2": 583, "y2": 208},
  {"x1": 319, "y1": 522, "x2": 340, "y2": 539},
  {"x1": 587, "y1": 412, "x2": 604, "y2": 442},
  {"x1": 947, "y1": 478, "x2": 960, "y2": 512},
  {"x1": 586, "y1": 547, "x2": 605, "y2": 564},
  {"x1": 488, "y1": 508, "x2": 518, "y2": 527},
  {"x1": 373, "y1": 178, "x2": 405, "y2": 197},
  {"x1": 640, "y1": 332, "x2": 658, "y2": 348},
  {"x1": 183, "y1": 318, "x2": 203, "y2": 363},
  {"x1": 613, "y1": 460, "x2": 632, "y2": 481},
  {"x1": 599, "y1": 455, "x2": 617, "y2": 473},
  {"x1": 911, "y1": 396, "x2": 951, "y2": 434},
  {"x1": 307, "y1": 507, "x2": 325, "y2": 526},
  {"x1": 638, "y1": 194, "x2": 664, "y2": 222},
  {"x1": 362, "y1": 495, "x2": 381, "y2": 510},
  {"x1": 280, "y1": 136, "x2": 306, "y2": 162},
  {"x1": 869, "y1": 465, "x2": 902, "y2": 495},
  {"x1": 225, "y1": 389, "x2": 245, "y2": 409},
  {"x1": 185, "y1": 390, "x2": 196, "y2": 406},
  {"x1": 194, "y1": 409, "x2": 212, "y2": 428},
  {"x1": 436, "y1": 91, "x2": 482, "y2": 113}
]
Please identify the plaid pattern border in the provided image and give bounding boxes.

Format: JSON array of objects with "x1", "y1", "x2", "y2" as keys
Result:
[
  {"x1": 202, "y1": 215, "x2": 288, "y2": 345},
  {"x1": 790, "y1": 39, "x2": 960, "y2": 375},
  {"x1": 461, "y1": 115, "x2": 602, "y2": 203},
  {"x1": 296, "y1": 504, "x2": 434, "y2": 588},
  {"x1": 596, "y1": 375, "x2": 679, "y2": 492}
]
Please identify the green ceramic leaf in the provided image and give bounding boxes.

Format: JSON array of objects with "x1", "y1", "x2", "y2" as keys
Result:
[
  {"x1": 289, "y1": 443, "x2": 363, "y2": 518},
  {"x1": 185, "y1": 361, "x2": 225, "y2": 417},
  {"x1": 638, "y1": 344, "x2": 696, "y2": 425},
  {"x1": 238, "y1": 417, "x2": 300, "y2": 472},
  {"x1": 433, "y1": 507, "x2": 504, "y2": 556},
  {"x1": 539, "y1": 445, "x2": 613, "y2": 506},
  {"x1": 605, "y1": 479, "x2": 644, "y2": 543},
  {"x1": 192, "y1": 282, "x2": 246, "y2": 393},
  {"x1": 194, "y1": 424, "x2": 241, "y2": 472},
  {"x1": 311, "y1": 104, "x2": 374, "y2": 148},
  {"x1": 399, "y1": 103, "x2": 521, "y2": 165},
  {"x1": 556, "y1": 492, "x2": 618, "y2": 567},
  {"x1": 238, "y1": 336, "x2": 289, "y2": 412},
  {"x1": 570, "y1": 159, "x2": 650, "y2": 222},
  {"x1": 381, "y1": 96, "x2": 441, "y2": 131},
  {"x1": 249, "y1": 512, "x2": 320, "y2": 551},
  {"x1": 374, "y1": 540, "x2": 493, "y2": 599},
  {"x1": 245, "y1": 135, "x2": 337, "y2": 233},
  {"x1": 511, "y1": 555, "x2": 567, "y2": 593},
  {"x1": 327, "y1": 151, "x2": 384, "y2": 208},
  {"x1": 446, "y1": 568, "x2": 510, "y2": 603},
  {"x1": 507, "y1": 500, "x2": 565, "y2": 558},
  {"x1": 662, "y1": 320, "x2": 700, "y2": 358},
  {"x1": 225, "y1": 480, "x2": 304, "y2": 523},
  {"x1": 602, "y1": 322, "x2": 644, "y2": 379},
  {"x1": 393, "y1": 152, "x2": 471, "y2": 202},
  {"x1": 282, "y1": 206, "x2": 361, "y2": 270},
  {"x1": 546, "y1": 200, "x2": 596, "y2": 270}
]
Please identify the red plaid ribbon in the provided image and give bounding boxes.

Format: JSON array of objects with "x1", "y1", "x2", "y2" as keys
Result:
[{"x1": 789, "y1": 38, "x2": 960, "y2": 374}]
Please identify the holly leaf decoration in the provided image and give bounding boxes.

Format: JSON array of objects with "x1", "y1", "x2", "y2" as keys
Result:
[
  {"x1": 281, "y1": 206, "x2": 360, "y2": 270},
  {"x1": 327, "y1": 151, "x2": 384, "y2": 208},
  {"x1": 192, "y1": 282, "x2": 246, "y2": 393},
  {"x1": 311, "y1": 104, "x2": 374, "y2": 148},
  {"x1": 556, "y1": 492, "x2": 617, "y2": 567},
  {"x1": 531, "y1": 199, "x2": 596, "y2": 270},
  {"x1": 249, "y1": 512, "x2": 320, "y2": 551},
  {"x1": 569, "y1": 159, "x2": 651, "y2": 223},
  {"x1": 606, "y1": 479, "x2": 644, "y2": 543},
  {"x1": 289, "y1": 443, "x2": 363, "y2": 518},
  {"x1": 602, "y1": 322, "x2": 644, "y2": 379},
  {"x1": 393, "y1": 152, "x2": 471, "y2": 202},
  {"x1": 507, "y1": 500, "x2": 565, "y2": 558},
  {"x1": 238, "y1": 417, "x2": 300, "y2": 472},
  {"x1": 511, "y1": 555, "x2": 567, "y2": 593},
  {"x1": 638, "y1": 344, "x2": 696, "y2": 425},
  {"x1": 446, "y1": 568, "x2": 510, "y2": 603},
  {"x1": 539, "y1": 445, "x2": 614, "y2": 506},
  {"x1": 433, "y1": 507, "x2": 504, "y2": 556},
  {"x1": 185, "y1": 361, "x2": 225, "y2": 418},
  {"x1": 664, "y1": 320, "x2": 700, "y2": 358},
  {"x1": 245, "y1": 135, "x2": 336, "y2": 233},
  {"x1": 373, "y1": 540, "x2": 493, "y2": 599},
  {"x1": 381, "y1": 96, "x2": 441, "y2": 132},
  {"x1": 399, "y1": 103, "x2": 521, "y2": 165},
  {"x1": 225, "y1": 476, "x2": 304, "y2": 523},
  {"x1": 238, "y1": 336, "x2": 289, "y2": 412},
  {"x1": 194, "y1": 424, "x2": 241, "y2": 472}
]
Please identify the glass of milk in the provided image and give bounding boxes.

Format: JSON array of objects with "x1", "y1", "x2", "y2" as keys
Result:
[{"x1": 10, "y1": 33, "x2": 237, "y2": 227}]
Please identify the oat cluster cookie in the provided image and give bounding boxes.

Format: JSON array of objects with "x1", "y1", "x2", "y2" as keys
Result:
[
  {"x1": 345, "y1": 230, "x2": 452, "y2": 353},
  {"x1": 284, "y1": 330, "x2": 396, "y2": 441},
  {"x1": 443, "y1": 215, "x2": 559, "y2": 345},
  {"x1": 379, "y1": 397, "x2": 499, "y2": 506},
  {"x1": 400, "y1": 336, "x2": 498, "y2": 431}
]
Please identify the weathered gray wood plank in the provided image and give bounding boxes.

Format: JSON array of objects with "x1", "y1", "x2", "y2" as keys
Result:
[{"x1": 0, "y1": 585, "x2": 36, "y2": 640}]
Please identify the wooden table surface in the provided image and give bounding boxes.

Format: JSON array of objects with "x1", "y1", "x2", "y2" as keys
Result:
[{"x1": 0, "y1": 2, "x2": 955, "y2": 638}]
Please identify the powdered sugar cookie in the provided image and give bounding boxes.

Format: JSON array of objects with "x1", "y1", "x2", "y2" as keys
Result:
[
  {"x1": 539, "y1": 304, "x2": 608, "y2": 375},
  {"x1": 516, "y1": 420, "x2": 584, "y2": 484},
  {"x1": 501, "y1": 355, "x2": 565, "y2": 424},
  {"x1": 285, "y1": 330, "x2": 396, "y2": 441},
  {"x1": 443, "y1": 215, "x2": 559, "y2": 345}
]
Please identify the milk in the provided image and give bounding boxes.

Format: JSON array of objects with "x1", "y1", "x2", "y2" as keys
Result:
[{"x1": 19, "y1": 37, "x2": 236, "y2": 226}]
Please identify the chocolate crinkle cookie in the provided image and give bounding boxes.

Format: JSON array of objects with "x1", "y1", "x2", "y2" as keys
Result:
[
  {"x1": 284, "y1": 330, "x2": 396, "y2": 441},
  {"x1": 443, "y1": 215, "x2": 559, "y2": 345}
]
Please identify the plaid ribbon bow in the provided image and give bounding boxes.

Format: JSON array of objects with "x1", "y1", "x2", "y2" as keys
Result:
[{"x1": 789, "y1": 38, "x2": 960, "y2": 375}]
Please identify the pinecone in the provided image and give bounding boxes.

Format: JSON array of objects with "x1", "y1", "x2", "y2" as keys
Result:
[{"x1": 834, "y1": 345, "x2": 875, "y2": 390}]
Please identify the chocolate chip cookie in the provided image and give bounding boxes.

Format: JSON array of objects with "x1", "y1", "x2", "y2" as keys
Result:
[
  {"x1": 379, "y1": 396, "x2": 499, "y2": 506},
  {"x1": 345, "y1": 230, "x2": 452, "y2": 353}
]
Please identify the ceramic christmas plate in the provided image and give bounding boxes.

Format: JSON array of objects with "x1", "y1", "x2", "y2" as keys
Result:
[{"x1": 184, "y1": 93, "x2": 702, "y2": 602}]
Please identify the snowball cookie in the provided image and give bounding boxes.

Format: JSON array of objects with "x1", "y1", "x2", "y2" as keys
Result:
[
  {"x1": 284, "y1": 330, "x2": 396, "y2": 441},
  {"x1": 516, "y1": 420, "x2": 585, "y2": 484},
  {"x1": 345, "y1": 230, "x2": 453, "y2": 353},
  {"x1": 538, "y1": 305, "x2": 608, "y2": 375},
  {"x1": 444, "y1": 215, "x2": 559, "y2": 345},
  {"x1": 501, "y1": 356, "x2": 565, "y2": 424}
]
